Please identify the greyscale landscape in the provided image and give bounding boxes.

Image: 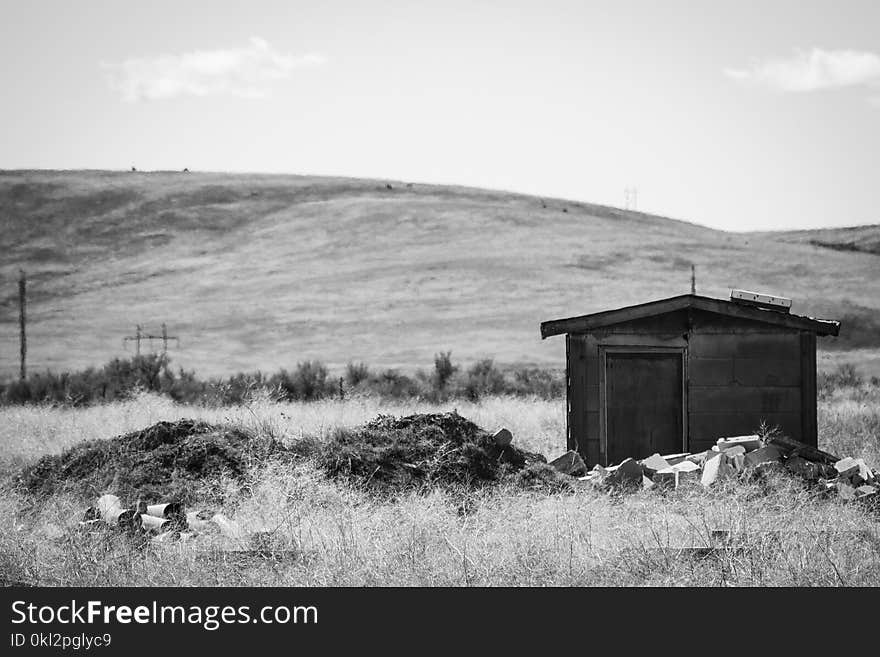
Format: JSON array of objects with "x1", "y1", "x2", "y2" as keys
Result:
[
  {"x1": 1, "y1": 1, "x2": 879, "y2": 588},
  {"x1": 1, "y1": 170, "x2": 878, "y2": 586}
]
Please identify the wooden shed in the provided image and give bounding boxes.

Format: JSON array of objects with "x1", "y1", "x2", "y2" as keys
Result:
[{"x1": 540, "y1": 293, "x2": 840, "y2": 467}]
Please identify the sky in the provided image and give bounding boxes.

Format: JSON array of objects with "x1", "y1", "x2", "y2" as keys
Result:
[{"x1": 1, "y1": 0, "x2": 878, "y2": 231}]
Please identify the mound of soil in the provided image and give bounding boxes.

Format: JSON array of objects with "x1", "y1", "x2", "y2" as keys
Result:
[
  {"x1": 316, "y1": 412, "x2": 545, "y2": 490},
  {"x1": 17, "y1": 419, "x2": 284, "y2": 505}
]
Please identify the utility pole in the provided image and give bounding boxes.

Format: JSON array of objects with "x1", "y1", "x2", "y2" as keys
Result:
[
  {"x1": 123, "y1": 324, "x2": 144, "y2": 355},
  {"x1": 144, "y1": 323, "x2": 179, "y2": 353},
  {"x1": 18, "y1": 269, "x2": 26, "y2": 381},
  {"x1": 124, "y1": 324, "x2": 179, "y2": 355},
  {"x1": 691, "y1": 264, "x2": 696, "y2": 295}
]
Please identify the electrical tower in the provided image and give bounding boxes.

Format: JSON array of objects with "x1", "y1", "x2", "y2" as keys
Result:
[{"x1": 123, "y1": 324, "x2": 179, "y2": 355}]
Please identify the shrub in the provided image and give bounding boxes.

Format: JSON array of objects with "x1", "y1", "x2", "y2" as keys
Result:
[
  {"x1": 271, "y1": 361, "x2": 332, "y2": 401},
  {"x1": 0, "y1": 353, "x2": 567, "y2": 407},
  {"x1": 818, "y1": 363, "x2": 863, "y2": 399},
  {"x1": 462, "y1": 358, "x2": 506, "y2": 401},
  {"x1": 432, "y1": 351, "x2": 458, "y2": 393},
  {"x1": 364, "y1": 369, "x2": 422, "y2": 400},
  {"x1": 345, "y1": 362, "x2": 371, "y2": 388},
  {"x1": 508, "y1": 366, "x2": 565, "y2": 399}
]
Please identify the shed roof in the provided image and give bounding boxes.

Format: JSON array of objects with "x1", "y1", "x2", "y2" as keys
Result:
[{"x1": 540, "y1": 294, "x2": 840, "y2": 339}]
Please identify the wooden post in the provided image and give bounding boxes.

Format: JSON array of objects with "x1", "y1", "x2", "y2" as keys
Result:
[
  {"x1": 338, "y1": 377, "x2": 344, "y2": 400},
  {"x1": 691, "y1": 264, "x2": 696, "y2": 295},
  {"x1": 18, "y1": 269, "x2": 26, "y2": 381}
]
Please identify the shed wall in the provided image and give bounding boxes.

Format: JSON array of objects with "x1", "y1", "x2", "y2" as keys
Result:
[
  {"x1": 566, "y1": 313, "x2": 818, "y2": 466},
  {"x1": 688, "y1": 329, "x2": 805, "y2": 452}
]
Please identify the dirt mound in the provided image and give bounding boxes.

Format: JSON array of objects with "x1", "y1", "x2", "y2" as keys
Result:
[
  {"x1": 17, "y1": 419, "x2": 284, "y2": 505},
  {"x1": 316, "y1": 412, "x2": 545, "y2": 490}
]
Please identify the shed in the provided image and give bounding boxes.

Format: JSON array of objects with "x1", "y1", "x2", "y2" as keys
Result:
[{"x1": 540, "y1": 293, "x2": 840, "y2": 467}]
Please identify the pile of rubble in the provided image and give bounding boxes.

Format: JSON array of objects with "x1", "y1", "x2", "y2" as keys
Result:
[
  {"x1": 316, "y1": 413, "x2": 545, "y2": 490},
  {"x1": 546, "y1": 434, "x2": 878, "y2": 501}
]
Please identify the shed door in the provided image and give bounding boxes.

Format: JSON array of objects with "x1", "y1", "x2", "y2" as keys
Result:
[{"x1": 605, "y1": 352, "x2": 683, "y2": 463}]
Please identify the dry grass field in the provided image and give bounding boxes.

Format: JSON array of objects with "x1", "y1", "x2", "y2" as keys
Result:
[
  {"x1": 1, "y1": 382, "x2": 878, "y2": 587},
  {"x1": 1, "y1": 170, "x2": 878, "y2": 587},
  {"x1": 2, "y1": 170, "x2": 879, "y2": 379}
]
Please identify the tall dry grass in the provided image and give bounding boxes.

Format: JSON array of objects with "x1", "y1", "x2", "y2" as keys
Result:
[{"x1": 0, "y1": 384, "x2": 878, "y2": 586}]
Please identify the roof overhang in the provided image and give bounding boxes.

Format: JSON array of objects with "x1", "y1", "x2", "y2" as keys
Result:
[{"x1": 540, "y1": 294, "x2": 841, "y2": 339}]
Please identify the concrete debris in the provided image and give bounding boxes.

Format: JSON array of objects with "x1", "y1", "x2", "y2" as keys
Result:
[
  {"x1": 492, "y1": 428, "x2": 513, "y2": 448},
  {"x1": 639, "y1": 453, "x2": 671, "y2": 475},
  {"x1": 549, "y1": 450, "x2": 587, "y2": 476},
  {"x1": 686, "y1": 451, "x2": 712, "y2": 466},
  {"x1": 96, "y1": 494, "x2": 134, "y2": 526},
  {"x1": 717, "y1": 435, "x2": 763, "y2": 452},
  {"x1": 608, "y1": 458, "x2": 643, "y2": 486},
  {"x1": 701, "y1": 452, "x2": 733, "y2": 487},
  {"x1": 146, "y1": 502, "x2": 183, "y2": 519},
  {"x1": 835, "y1": 458, "x2": 875, "y2": 486},
  {"x1": 856, "y1": 485, "x2": 877, "y2": 499},
  {"x1": 660, "y1": 453, "x2": 691, "y2": 466},
  {"x1": 857, "y1": 460, "x2": 875, "y2": 485},
  {"x1": 570, "y1": 432, "x2": 878, "y2": 504},
  {"x1": 834, "y1": 457, "x2": 860, "y2": 479},
  {"x1": 654, "y1": 460, "x2": 701, "y2": 488},
  {"x1": 77, "y1": 494, "x2": 248, "y2": 544},
  {"x1": 140, "y1": 514, "x2": 170, "y2": 532},
  {"x1": 743, "y1": 445, "x2": 783, "y2": 468}
]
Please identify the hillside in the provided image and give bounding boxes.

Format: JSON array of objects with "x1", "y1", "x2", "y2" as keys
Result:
[
  {"x1": 1, "y1": 170, "x2": 879, "y2": 379},
  {"x1": 770, "y1": 224, "x2": 880, "y2": 256}
]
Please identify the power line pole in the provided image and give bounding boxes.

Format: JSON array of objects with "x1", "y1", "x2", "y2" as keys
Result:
[
  {"x1": 18, "y1": 269, "x2": 26, "y2": 381},
  {"x1": 144, "y1": 323, "x2": 179, "y2": 354},
  {"x1": 123, "y1": 324, "x2": 144, "y2": 355},
  {"x1": 691, "y1": 264, "x2": 696, "y2": 295},
  {"x1": 124, "y1": 324, "x2": 179, "y2": 355}
]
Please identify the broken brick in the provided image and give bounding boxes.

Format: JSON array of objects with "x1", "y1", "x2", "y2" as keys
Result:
[
  {"x1": 640, "y1": 453, "x2": 672, "y2": 475},
  {"x1": 549, "y1": 450, "x2": 587, "y2": 477},
  {"x1": 834, "y1": 457, "x2": 860, "y2": 479},
  {"x1": 492, "y1": 428, "x2": 513, "y2": 448},
  {"x1": 743, "y1": 445, "x2": 783, "y2": 468},
  {"x1": 701, "y1": 453, "x2": 733, "y2": 487},
  {"x1": 716, "y1": 435, "x2": 762, "y2": 452},
  {"x1": 855, "y1": 485, "x2": 877, "y2": 499},
  {"x1": 609, "y1": 458, "x2": 643, "y2": 485}
]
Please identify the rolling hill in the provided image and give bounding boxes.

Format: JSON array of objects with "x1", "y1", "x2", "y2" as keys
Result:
[{"x1": 1, "y1": 170, "x2": 878, "y2": 380}]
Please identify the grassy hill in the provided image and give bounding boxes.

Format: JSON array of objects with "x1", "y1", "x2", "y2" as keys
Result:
[{"x1": 1, "y1": 170, "x2": 878, "y2": 380}]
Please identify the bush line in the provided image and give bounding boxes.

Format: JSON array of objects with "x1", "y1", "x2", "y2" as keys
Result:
[{"x1": 0, "y1": 353, "x2": 565, "y2": 407}]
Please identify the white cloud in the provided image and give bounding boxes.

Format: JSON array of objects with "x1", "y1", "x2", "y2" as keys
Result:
[
  {"x1": 725, "y1": 48, "x2": 880, "y2": 93},
  {"x1": 105, "y1": 37, "x2": 325, "y2": 101}
]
